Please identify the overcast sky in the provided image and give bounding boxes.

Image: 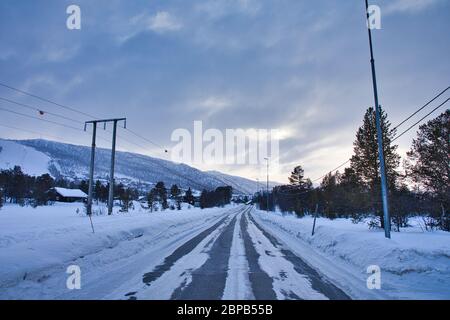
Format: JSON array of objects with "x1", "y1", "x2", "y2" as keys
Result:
[{"x1": 0, "y1": 0, "x2": 449, "y2": 183}]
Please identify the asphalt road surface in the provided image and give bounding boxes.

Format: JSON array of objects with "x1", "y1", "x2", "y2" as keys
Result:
[{"x1": 126, "y1": 205, "x2": 351, "y2": 300}]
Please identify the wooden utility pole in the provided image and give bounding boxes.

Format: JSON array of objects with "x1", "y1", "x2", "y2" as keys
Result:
[{"x1": 312, "y1": 204, "x2": 319, "y2": 236}]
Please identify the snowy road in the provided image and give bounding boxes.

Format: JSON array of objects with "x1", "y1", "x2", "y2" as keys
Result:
[
  {"x1": 121, "y1": 205, "x2": 350, "y2": 300},
  {"x1": 0, "y1": 204, "x2": 356, "y2": 300},
  {"x1": 1, "y1": 203, "x2": 448, "y2": 300}
]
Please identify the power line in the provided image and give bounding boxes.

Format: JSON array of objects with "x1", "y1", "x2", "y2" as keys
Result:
[
  {"x1": 393, "y1": 86, "x2": 449, "y2": 130},
  {"x1": 0, "y1": 97, "x2": 195, "y2": 188},
  {"x1": 117, "y1": 138, "x2": 209, "y2": 189},
  {"x1": 0, "y1": 102, "x2": 149, "y2": 151},
  {"x1": 0, "y1": 81, "x2": 97, "y2": 119},
  {"x1": 0, "y1": 112, "x2": 211, "y2": 190},
  {"x1": 0, "y1": 118, "x2": 163, "y2": 165},
  {"x1": 0, "y1": 81, "x2": 168, "y2": 153},
  {"x1": 392, "y1": 97, "x2": 449, "y2": 142},
  {"x1": 117, "y1": 135, "x2": 156, "y2": 153},
  {"x1": 281, "y1": 89, "x2": 449, "y2": 193},
  {"x1": 0, "y1": 105, "x2": 110, "y2": 143},
  {"x1": 0, "y1": 106, "x2": 85, "y2": 132},
  {"x1": 311, "y1": 159, "x2": 351, "y2": 183},
  {"x1": 0, "y1": 96, "x2": 85, "y2": 125},
  {"x1": 124, "y1": 128, "x2": 168, "y2": 152},
  {"x1": 4, "y1": 79, "x2": 445, "y2": 195},
  {"x1": 115, "y1": 131, "x2": 216, "y2": 191},
  {"x1": 0, "y1": 102, "x2": 211, "y2": 191},
  {"x1": 0, "y1": 83, "x2": 234, "y2": 192},
  {"x1": 0, "y1": 123, "x2": 182, "y2": 191},
  {"x1": 272, "y1": 187, "x2": 314, "y2": 197},
  {"x1": 2, "y1": 103, "x2": 162, "y2": 153},
  {"x1": 310, "y1": 88, "x2": 450, "y2": 184}
]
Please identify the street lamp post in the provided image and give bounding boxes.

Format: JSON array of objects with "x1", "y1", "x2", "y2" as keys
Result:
[{"x1": 264, "y1": 157, "x2": 269, "y2": 212}]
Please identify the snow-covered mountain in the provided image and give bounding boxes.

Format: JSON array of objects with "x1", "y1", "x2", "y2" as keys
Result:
[{"x1": 0, "y1": 138, "x2": 278, "y2": 194}]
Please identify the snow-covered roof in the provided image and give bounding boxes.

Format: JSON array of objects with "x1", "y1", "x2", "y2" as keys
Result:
[
  {"x1": 53, "y1": 187, "x2": 87, "y2": 198},
  {"x1": 191, "y1": 190, "x2": 202, "y2": 197}
]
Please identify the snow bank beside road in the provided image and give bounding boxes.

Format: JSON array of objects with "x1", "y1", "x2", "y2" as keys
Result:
[{"x1": 252, "y1": 210, "x2": 450, "y2": 299}]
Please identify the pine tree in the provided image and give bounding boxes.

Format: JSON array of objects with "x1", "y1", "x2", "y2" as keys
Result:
[
  {"x1": 10, "y1": 166, "x2": 27, "y2": 205},
  {"x1": 390, "y1": 184, "x2": 413, "y2": 232},
  {"x1": 147, "y1": 189, "x2": 157, "y2": 212},
  {"x1": 339, "y1": 167, "x2": 368, "y2": 219},
  {"x1": 0, "y1": 169, "x2": 11, "y2": 203},
  {"x1": 33, "y1": 174, "x2": 54, "y2": 206},
  {"x1": 200, "y1": 189, "x2": 209, "y2": 209},
  {"x1": 184, "y1": 187, "x2": 195, "y2": 206},
  {"x1": 350, "y1": 106, "x2": 400, "y2": 227},
  {"x1": 275, "y1": 165, "x2": 313, "y2": 216},
  {"x1": 0, "y1": 188, "x2": 3, "y2": 210},
  {"x1": 406, "y1": 110, "x2": 449, "y2": 230},
  {"x1": 289, "y1": 166, "x2": 304, "y2": 185},
  {"x1": 94, "y1": 180, "x2": 102, "y2": 204},
  {"x1": 99, "y1": 183, "x2": 109, "y2": 203},
  {"x1": 215, "y1": 186, "x2": 233, "y2": 207},
  {"x1": 79, "y1": 180, "x2": 89, "y2": 194},
  {"x1": 119, "y1": 188, "x2": 132, "y2": 212},
  {"x1": 154, "y1": 181, "x2": 168, "y2": 210},
  {"x1": 320, "y1": 172, "x2": 341, "y2": 219},
  {"x1": 288, "y1": 165, "x2": 312, "y2": 190},
  {"x1": 170, "y1": 184, "x2": 182, "y2": 210}
]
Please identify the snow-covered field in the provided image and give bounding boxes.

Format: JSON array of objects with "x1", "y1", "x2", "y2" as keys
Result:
[
  {"x1": 0, "y1": 202, "x2": 237, "y2": 299},
  {"x1": 252, "y1": 210, "x2": 450, "y2": 300},
  {"x1": 0, "y1": 203, "x2": 448, "y2": 300}
]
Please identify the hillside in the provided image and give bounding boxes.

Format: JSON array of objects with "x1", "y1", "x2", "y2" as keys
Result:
[{"x1": 0, "y1": 138, "x2": 278, "y2": 194}]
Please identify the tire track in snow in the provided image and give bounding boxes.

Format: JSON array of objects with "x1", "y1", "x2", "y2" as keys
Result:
[
  {"x1": 240, "y1": 209, "x2": 278, "y2": 300},
  {"x1": 247, "y1": 212, "x2": 351, "y2": 300},
  {"x1": 245, "y1": 211, "x2": 326, "y2": 300},
  {"x1": 222, "y1": 210, "x2": 254, "y2": 300},
  {"x1": 170, "y1": 214, "x2": 239, "y2": 299},
  {"x1": 127, "y1": 207, "x2": 242, "y2": 299},
  {"x1": 171, "y1": 206, "x2": 257, "y2": 300}
]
